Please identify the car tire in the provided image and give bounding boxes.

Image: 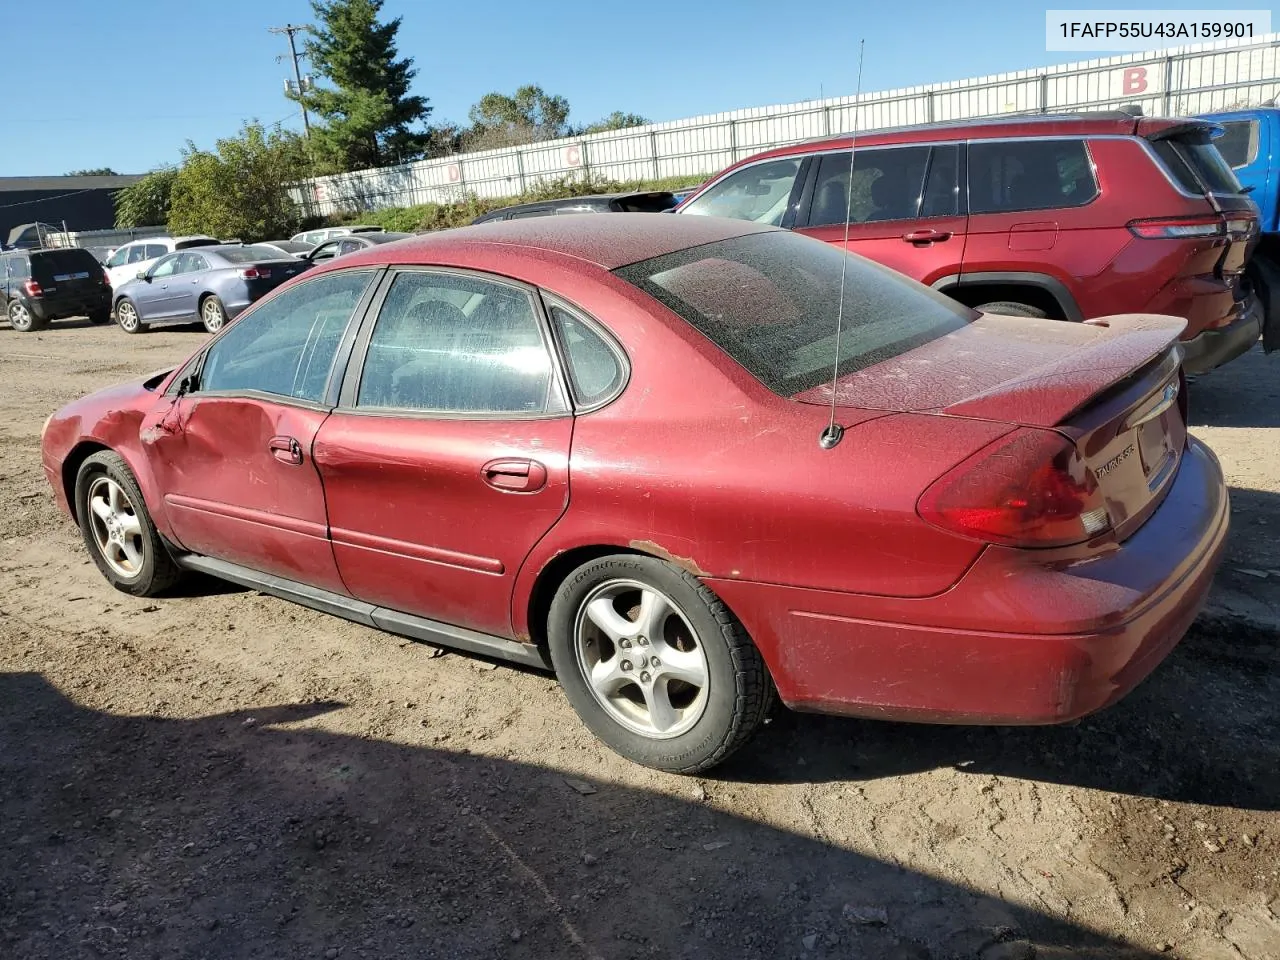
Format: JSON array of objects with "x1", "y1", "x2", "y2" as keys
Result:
[
  {"x1": 74, "y1": 451, "x2": 182, "y2": 597},
  {"x1": 8, "y1": 299, "x2": 46, "y2": 332},
  {"x1": 200, "y1": 295, "x2": 227, "y2": 334},
  {"x1": 1247, "y1": 255, "x2": 1280, "y2": 354},
  {"x1": 547, "y1": 554, "x2": 774, "y2": 773},
  {"x1": 115, "y1": 299, "x2": 144, "y2": 334},
  {"x1": 973, "y1": 300, "x2": 1049, "y2": 319},
  {"x1": 88, "y1": 309, "x2": 111, "y2": 325}
]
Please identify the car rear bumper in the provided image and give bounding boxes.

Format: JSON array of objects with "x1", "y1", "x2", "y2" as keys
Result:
[
  {"x1": 706, "y1": 437, "x2": 1228, "y2": 724},
  {"x1": 29, "y1": 291, "x2": 111, "y2": 321},
  {"x1": 1180, "y1": 293, "x2": 1263, "y2": 374}
]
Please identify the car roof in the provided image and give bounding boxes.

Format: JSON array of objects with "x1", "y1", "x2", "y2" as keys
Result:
[{"x1": 319, "y1": 213, "x2": 777, "y2": 272}]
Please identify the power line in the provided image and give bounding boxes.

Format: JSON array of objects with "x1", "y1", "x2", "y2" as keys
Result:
[
  {"x1": 0, "y1": 188, "x2": 98, "y2": 211},
  {"x1": 269, "y1": 23, "x2": 312, "y2": 137}
]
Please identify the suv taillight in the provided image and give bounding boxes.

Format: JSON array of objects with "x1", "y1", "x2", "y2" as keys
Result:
[
  {"x1": 1127, "y1": 215, "x2": 1225, "y2": 239},
  {"x1": 917, "y1": 429, "x2": 1111, "y2": 548},
  {"x1": 22, "y1": 279, "x2": 41, "y2": 297},
  {"x1": 239, "y1": 267, "x2": 269, "y2": 280}
]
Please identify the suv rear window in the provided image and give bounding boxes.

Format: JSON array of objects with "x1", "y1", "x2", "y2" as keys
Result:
[
  {"x1": 29, "y1": 249, "x2": 102, "y2": 280},
  {"x1": 613, "y1": 230, "x2": 972, "y2": 396},
  {"x1": 968, "y1": 139, "x2": 1097, "y2": 214},
  {"x1": 1151, "y1": 135, "x2": 1244, "y2": 195}
]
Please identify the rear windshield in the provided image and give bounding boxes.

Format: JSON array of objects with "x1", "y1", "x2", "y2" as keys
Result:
[
  {"x1": 216, "y1": 245, "x2": 287, "y2": 263},
  {"x1": 1152, "y1": 136, "x2": 1244, "y2": 195},
  {"x1": 30, "y1": 249, "x2": 102, "y2": 279},
  {"x1": 174, "y1": 238, "x2": 221, "y2": 250},
  {"x1": 616, "y1": 194, "x2": 679, "y2": 213},
  {"x1": 613, "y1": 230, "x2": 973, "y2": 396}
]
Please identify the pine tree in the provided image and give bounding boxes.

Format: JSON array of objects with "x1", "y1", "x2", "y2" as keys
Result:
[{"x1": 300, "y1": 0, "x2": 431, "y2": 173}]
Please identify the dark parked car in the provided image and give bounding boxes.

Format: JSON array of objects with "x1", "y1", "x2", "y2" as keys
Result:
[
  {"x1": 111, "y1": 245, "x2": 309, "y2": 334},
  {"x1": 258, "y1": 239, "x2": 316, "y2": 258},
  {"x1": 471, "y1": 191, "x2": 678, "y2": 224},
  {"x1": 303, "y1": 231, "x2": 413, "y2": 264},
  {"x1": 42, "y1": 215, "x2": 1226, "y2": 773},
  {"x1": 1, "y1": 247, "x2": 112, "y2": 332}
]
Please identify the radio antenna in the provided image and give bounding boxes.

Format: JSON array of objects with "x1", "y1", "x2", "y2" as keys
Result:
[{"x1": 819, "y1": 38, "x2": 866, "y2": 450}]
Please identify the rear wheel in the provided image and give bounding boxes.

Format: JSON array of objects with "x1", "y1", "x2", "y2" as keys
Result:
[
  {"x1": 115, "y1": 299, "x2": 143, "y2": 334},
  {"x1": 547, "y1": 554, "x2": 774, "y2": 773},
  {"x1": 200, "y1": 295, "x2": 227, "y2": 333},
  {"x1": 88, "y1": 308, "x2": 111, "y2": 325},
  {"x1": 973, "y1": 300, "x2": 1049, "y2": 319},
  {"x1": 8, "y1": 300, "x2": 45, "y2": 332},
  {"x1": 74, "y1": 451, "x2": 181, "y2": 596}
]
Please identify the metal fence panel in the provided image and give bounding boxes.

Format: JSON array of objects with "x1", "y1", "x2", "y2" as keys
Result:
[{"x1": 291, "y1": 34, "x2": 1280, "y2": 217}]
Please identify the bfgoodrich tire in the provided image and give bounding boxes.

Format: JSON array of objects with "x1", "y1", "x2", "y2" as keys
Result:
[
  {"x1": 547, "y1": 554, "x2": 774, "y2": 773},
  {"x1": 74, "y1": 451, "x2": 181, "y2": 597}
]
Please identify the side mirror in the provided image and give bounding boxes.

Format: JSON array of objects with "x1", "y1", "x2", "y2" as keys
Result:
[{"x1": 136, "y1": 270, "x2": 148, "y2": 281}]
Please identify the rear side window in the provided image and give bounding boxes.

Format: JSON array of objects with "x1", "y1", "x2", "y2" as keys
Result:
[
  {"x1": 968, "y1": 139, "x2": 1097, "y2": 214},
  {"x1": 1152, "y1": 136, "x2": 1245, "y2": 195},
  {"x1": 614, "y1": 230, "x2": 972, "y2": 396},
  {"x1": 1215, "y1": 120, "x2": 1260, "y2": 169},
  {"x1": 6, "y1": 256, "x2": 31, "y2": 280},
  {"x1": 201, "y1": 270, "x2": 374, "y2": 402},
  {"x1": 548, "y1": 303, "x2": 626, "y2": 407},
  {"x1": 357, "y1": 272, "x2": 557, "y2": 415},
  {"x1": 681, "y1": 158, "x2": 804, "y2": 226}
]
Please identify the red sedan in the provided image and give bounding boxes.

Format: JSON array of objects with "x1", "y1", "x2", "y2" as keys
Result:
[{"x1": 41, "y1": 215, "x2": 1228, "y2": 772}]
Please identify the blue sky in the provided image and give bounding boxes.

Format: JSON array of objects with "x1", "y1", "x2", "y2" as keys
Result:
[{"x1": 3, "y1": 0, "x2": 1237, "y2": 176}]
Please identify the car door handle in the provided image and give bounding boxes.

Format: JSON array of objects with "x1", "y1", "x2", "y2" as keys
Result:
[
  {"x1": 269, "y1": 435, "x2": 303, "y2": 465},
  {"x1": 902, "y1": 229, "x2": 952, "y2": 245},
  {"x1": 482, "y1": 458, "x2": 547, "y2": 492}
]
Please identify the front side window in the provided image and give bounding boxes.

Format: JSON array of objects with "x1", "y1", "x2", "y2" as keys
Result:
[
  {"x1": 968, "y1": 139, "x2": 1097, "y2": 214},
  {"x1": 150, "y1": 255, "x2": 180, "y2": 279},
  {"x1": 106, "y1": 247, "x2": 130, "y2": 268},
  {"x1": 807, "y1": 146, "x2": 931, "y2": 227},
  {"x1": 614, "y1": 230, "x2": 972, "y2": 396},
  {"x1": 126, "y1": 245, "x2": 148, "y2": 265},
  {"x1": 144, "y1": 244, "x2": 168, "y2": 259},
  {"x1": 680, "y1": 158, "x2": 803, "y2": 226},
  {"x1": 357, "y1": 272, "x2": 557, "y2": 415},
  {"x1": 310, "y1": 241, "x2": 342, "y2": 262},
  {"x1": 1215, "y1": 120, "x2": 1260, "y2": 169},
  {"x1": 200, "y1": 270, "x2": 374, "y2": 402}
]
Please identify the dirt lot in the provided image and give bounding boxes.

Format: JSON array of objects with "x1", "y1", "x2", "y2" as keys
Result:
[{"x1": 1, "y1": 320, "x2": 1277, "y2": 960}]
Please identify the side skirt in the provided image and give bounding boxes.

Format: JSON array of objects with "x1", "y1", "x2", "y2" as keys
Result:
[{"x1": 176, "y1": 554, "x2": 552, "y2": 670}]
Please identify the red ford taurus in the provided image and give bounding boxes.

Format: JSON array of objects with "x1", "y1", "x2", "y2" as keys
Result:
[{"x1": 41, "y1": 215, "x2": 1228, "y2": 772}]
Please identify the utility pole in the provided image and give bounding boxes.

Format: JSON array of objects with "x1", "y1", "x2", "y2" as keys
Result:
[{"x1": 269, "y1": 23, "x2": 311, "y2": 136}]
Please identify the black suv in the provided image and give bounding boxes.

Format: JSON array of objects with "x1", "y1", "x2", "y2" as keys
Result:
[{"x1": 0, "y1": 248, "x2": 112, "y2": 332}]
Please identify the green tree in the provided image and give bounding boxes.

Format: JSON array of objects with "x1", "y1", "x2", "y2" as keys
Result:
[
  {"x1": 464, "y1": 85, "x2": 570, "y2": 149},
  {"x1": 574, "y1": 111, "x2": 649, "y2": 136},
  {"x1": 300, "y1": 0, "x2": 431, "y2": 172},
  {"x1": 168, "y1": 123, "x2": 309, "y2": 241},
  {"x1": 114, "y1": 168, "x2": 178, "y2": 228},
  {"x1": 66, "y1": 167, "x2": 119, "y2": 176}
]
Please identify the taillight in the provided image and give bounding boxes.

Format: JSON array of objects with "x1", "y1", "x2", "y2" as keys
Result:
[
  {"x1": 917, "y1": 429, "x2": 1111, "y2": 548},
  {"x1": 22, "y1": 279, "x2": 41, "y2": 297},
  {"x1": 1127, "y1": 215, "x2": 1224, "y2": 239},
  {"x1": 239, "y1": 267, "x2": 270, "y2": 280}
]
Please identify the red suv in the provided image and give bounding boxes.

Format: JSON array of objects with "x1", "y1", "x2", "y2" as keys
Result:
[{"x1": 678, "y1": 112, "x2": 1262, "y2": 375}]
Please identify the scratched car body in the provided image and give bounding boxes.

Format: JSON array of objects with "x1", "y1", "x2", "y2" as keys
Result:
[{"x1": 41, "y1": 214, "x2": 1229, "y2": 772}]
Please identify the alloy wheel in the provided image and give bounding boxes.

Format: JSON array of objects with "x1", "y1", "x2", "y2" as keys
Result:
[
  {"x1": 86, "y1": 475, "x2": 145, "y2": 579},
  {"x1": 116, "y1": 302, "x2": 139, "y2": 332},
  {"x1": 9, "y1": 302, "x2": 32, "y2": 332}
]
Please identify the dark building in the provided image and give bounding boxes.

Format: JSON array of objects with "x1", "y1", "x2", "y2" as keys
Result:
[{"x1": 1, "y1": 175, "x2": 142, "y2": 248}]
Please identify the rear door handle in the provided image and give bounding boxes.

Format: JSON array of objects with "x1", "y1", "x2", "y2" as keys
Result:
[
  {"x1": 269, "y1": 435, "x2": 303, "y2": 465},
  {"x1": 902, "y1": 229, "x2": 952, "y2": 244},
  {"x1": 482, "y1": 458, "x2": 547, "y2": 492}
]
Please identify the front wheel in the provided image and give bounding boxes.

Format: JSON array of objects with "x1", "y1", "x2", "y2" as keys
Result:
[
  {"x1": 115, "y1": 299, "x2": 144, "y2": 334},
  {"x1": 200, "y1": 295, "x2": 227, "y2": 333},
  {"x1": 74, "y1": 451, "x2": 181, "y2": 596},
  {"x1": 547, "y1": 554, "x2": 774, "y2": 773}
]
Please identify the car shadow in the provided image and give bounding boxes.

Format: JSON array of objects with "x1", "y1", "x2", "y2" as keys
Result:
[
  {"x1": 0, "y1": 671, "x2": 1160, "y2": 959},
  {"x1": 1186, "y1": 343, "x2": 1280, "y2": 428},
  {"x1": 715, "y1": 616, "x2": 1280, "y2": 811}
]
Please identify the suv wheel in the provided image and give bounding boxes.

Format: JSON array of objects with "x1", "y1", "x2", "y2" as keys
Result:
[
  {"x1": 88, "y1": 309, "x2": 111, "y2": 325},
  {"x1": 547, "y1": 554, "x2": 774, "y2": 773},
  {"x1": 75, "y1": 451, "x2": 181, "y2": 596},
  {"x1": 974, "y1": 301, "x2": 1049, "y2": 319},
  {"x1": 8, "y1": 300, "x2": 45, "y2": 332}
]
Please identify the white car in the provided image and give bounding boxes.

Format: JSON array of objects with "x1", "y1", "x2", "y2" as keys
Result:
[
  {"x1": 290, "y1": 225, "x2": 385, "y2": 245},
  {"x1": 103, "y1": 236, "x2": 220, "y2": 291}
]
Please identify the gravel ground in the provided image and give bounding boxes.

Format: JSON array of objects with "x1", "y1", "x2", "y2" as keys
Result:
[{"x1": 1, "y1": 319, "x2": 1277, "y2": 960}]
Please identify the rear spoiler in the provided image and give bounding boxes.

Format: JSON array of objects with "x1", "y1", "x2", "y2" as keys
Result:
[{"x1": 1138, "y1": 119, "x2": 1223, "y2": 144}]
